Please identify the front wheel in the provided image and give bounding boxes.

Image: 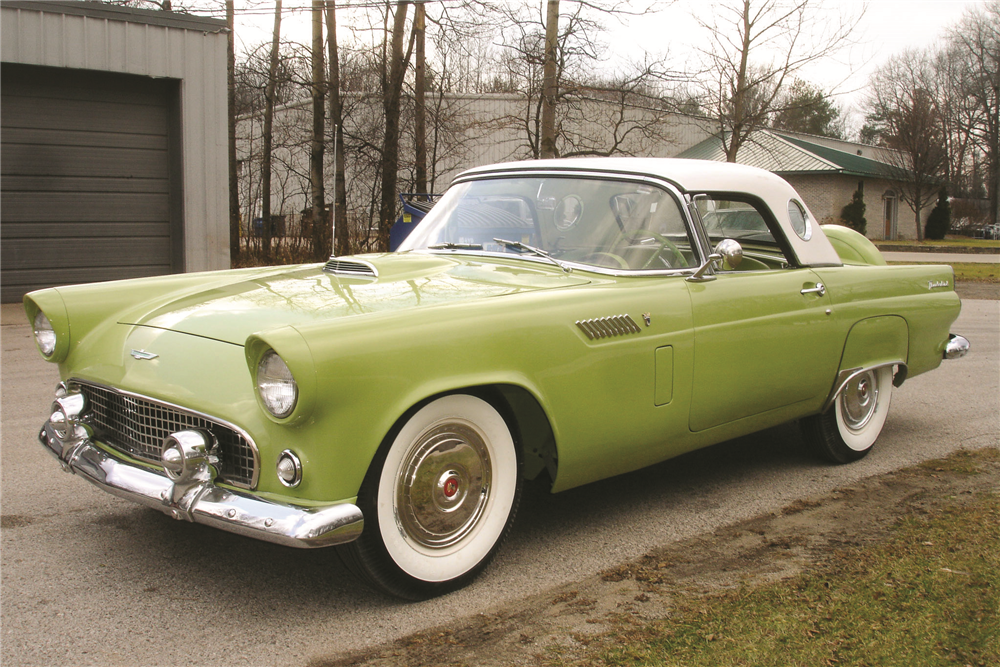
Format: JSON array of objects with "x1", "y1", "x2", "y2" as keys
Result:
[
  {"x1": 801, "y1": 366, "x2": 894, "y2": 464},
  {"x1": 340, "y1": 394, "x2": 521, "y2": 599}
]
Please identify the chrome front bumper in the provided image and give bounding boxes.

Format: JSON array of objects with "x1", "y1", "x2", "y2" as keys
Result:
[{"x1": 38, "y1": 418, "x2": 364, "y2": 549}]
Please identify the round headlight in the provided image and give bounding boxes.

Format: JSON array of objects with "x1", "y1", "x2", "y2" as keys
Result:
[
  {"x1": 256, "y1": 350, "x2": 298, "y2": 418},
  {"x1": 33, "y1": 311, "x2": 57, "y2": 357}
]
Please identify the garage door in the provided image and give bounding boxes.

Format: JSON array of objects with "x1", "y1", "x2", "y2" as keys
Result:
[{"x1": 1, "y1": 63, "x2": 182, "y2": 303}]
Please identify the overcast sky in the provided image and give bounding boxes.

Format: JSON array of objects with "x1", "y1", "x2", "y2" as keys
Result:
[{"x1": 224, "y1": 0, "x2": 987, "y2": 123}]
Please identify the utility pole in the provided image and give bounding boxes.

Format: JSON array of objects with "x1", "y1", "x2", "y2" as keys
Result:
[{"x1": 226, "y1": 0, "x2": 239, "y2": 265}]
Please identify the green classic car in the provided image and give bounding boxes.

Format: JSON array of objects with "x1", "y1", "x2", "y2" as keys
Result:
[{"x1": 27, "y1": 158, "x2": 969, "y2": 599}]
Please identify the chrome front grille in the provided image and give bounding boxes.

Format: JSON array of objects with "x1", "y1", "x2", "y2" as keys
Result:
[{"x1": 77, "y1": 381, "x2": 258, "y2": 489}]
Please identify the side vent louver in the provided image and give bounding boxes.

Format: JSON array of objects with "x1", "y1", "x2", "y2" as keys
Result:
[
  {"x1": 576, "y1": 314, "x2": 641, "y2": 340},
  {"x1": 323, "y1": 258, "x2": 378, "y2": 278}
]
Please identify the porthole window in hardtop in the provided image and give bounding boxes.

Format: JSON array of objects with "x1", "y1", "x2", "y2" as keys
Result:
[
  {"x1": 401, "y1": 176, "x2": 697, "y2": 271},
  {"x1": 787, "y1": 199, "x2": 813, "y2": 241},
  {"x1": 695, "y1": 195, "x2": 796, "y2": 270}
]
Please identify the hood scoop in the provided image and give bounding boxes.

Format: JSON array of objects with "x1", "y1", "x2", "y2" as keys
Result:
[{"x1": 323, "y1": 257, "x2": 378, "y2": 278}]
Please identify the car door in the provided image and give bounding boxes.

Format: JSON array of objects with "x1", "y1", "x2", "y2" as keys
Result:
[{"x1": 687, "y1": 196, "x2": 841, "y2": 432}]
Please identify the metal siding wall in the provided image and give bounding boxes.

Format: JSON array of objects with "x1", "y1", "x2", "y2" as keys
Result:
[{"x1": 0, "y1": 4, "x2": 228, "y2": 287}]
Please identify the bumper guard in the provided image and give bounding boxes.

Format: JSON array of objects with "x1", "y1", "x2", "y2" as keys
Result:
[{"x1": 38, "y1": 417, "x2": 363, "y2": 549}]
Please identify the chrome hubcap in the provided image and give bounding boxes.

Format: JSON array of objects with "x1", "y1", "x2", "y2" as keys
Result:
[
  {"x1": 841, "y1": 370, "x2": 879, "y2": 432},
  {"x1": 396, "y1": 422, "x2": 491, "y2": 549}
]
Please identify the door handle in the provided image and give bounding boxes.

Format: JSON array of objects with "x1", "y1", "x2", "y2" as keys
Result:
[{"x1": 800, "y1": 283, "x2": 826, "y2": 297}]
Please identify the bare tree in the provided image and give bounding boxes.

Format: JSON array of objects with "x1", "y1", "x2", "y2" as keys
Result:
[
  {"x1": 377, "y1": 1, "x2": 415, "y2": 252},
  {"x1": 948, "y1": 1, "x2": 1000, "y2": 227},
  {"x1": 261, "y1": 0, "x2": 283, "y2": 263},
  {"x1": 413, "y1": 1, "x2": 428, "y2": 192},
  {"x1": 487, "y1": 0, "x2": 677, "y2": 159},
  {"x1": 864, "y1": 51, "x2": 947, "y2": 241},
  {"x1": 310, "y1": 0, "x2": 328, "y2": 260},
  {"x1": 326, "y1": 0, "x2": 350, "y2": 257},
  {"x1": 540, "y1": 0, "x2": 560, "y2": 158},
  {"x1": 695, "y1": 0, "x2": 860, "y2": 162}
]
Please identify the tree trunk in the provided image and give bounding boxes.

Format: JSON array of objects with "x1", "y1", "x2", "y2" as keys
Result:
[
  {"x1": 414, "y1": 1, "x2": 427, "y2": 195},
  {"x1": 377, "y1": 1, "x2": 411, "y2": 252},
  {"x1": 725, "y1": 0, "x2": 752, "y2": 163},
  {"x1": 326, "y1": 0, "x2": 349, "y2": 257},
  {"x1": 311, "y1": 0, "x2": 327, "y2": 260},
  {"x1": 226, "y1": 1, "x2": 239, "y2": 266},
  {"x1": 261, "y1": 0, "x2": 282, "y2": 264},
  {"x1": 539, "y1": 0, "x2": 559, "y2": 159}
]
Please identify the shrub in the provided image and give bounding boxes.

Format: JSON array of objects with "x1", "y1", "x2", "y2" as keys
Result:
[
  {"x1": 841, "y1": 186, "x2": 867, "y2": 236},
  {"x1": 925, "y1": 188, "x2": 951, "y2": 240}
]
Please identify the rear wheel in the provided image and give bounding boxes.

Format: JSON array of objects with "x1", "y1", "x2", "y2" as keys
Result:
[
  {"x1": 802, "y1": 366, "x2": 893, "y2": 464},
  {"x1": 340, "y1": 394, "x2": 521, "y2": 599}
]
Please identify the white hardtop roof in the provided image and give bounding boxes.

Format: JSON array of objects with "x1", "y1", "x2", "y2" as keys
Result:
[
  {"x1": 458, "y1": 157, "x2": 788, "y2": 195},
  {"x1": 456, "y1": 158, "x2": 843, "y2": 268}
]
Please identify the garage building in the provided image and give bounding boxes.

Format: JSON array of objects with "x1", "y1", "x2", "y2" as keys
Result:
[{"x1": 1, "y1": 1, "x2": 228, "y2": 302}]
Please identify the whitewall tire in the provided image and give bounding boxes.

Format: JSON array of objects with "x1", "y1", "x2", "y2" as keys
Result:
[
  {"x1": 802, "y1": 366, "x2": 894, "y2": 464},
  {"x1": 341, "y1": 394, "x2": 521, "y2": 599}
]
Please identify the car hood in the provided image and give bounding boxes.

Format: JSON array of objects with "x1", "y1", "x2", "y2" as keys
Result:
[{"x1": 120, "y1": 253, "x2": 593, "y2": 345}]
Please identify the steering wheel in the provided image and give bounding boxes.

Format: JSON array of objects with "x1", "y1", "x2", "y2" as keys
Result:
[{"x1": 619, "y1": 229, "x2": 685, "y2": 269}]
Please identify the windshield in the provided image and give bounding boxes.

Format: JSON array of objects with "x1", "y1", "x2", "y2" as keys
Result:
[{"x1": 399, "y1": 176, "x2": 697, "y2": 272}]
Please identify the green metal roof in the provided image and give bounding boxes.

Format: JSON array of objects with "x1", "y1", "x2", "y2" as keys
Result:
[
  {"x1": 676, "y1": 131, "x2": 897, "y2": 179},
  {"x1": 778, "y1": 134, "x2": 896, "y2": 178}
]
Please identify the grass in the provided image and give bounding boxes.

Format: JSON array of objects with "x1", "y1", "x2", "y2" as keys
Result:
[{"x1": 595, "y1": 454, "x2": 1000, "y2": 667}]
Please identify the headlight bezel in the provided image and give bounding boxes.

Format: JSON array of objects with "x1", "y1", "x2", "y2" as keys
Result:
[
  {"x1": 255, "y1": 349, "x2": 299, "y2": 419},
  {"x1": 24, "y1": 293, "x2": 71, "y2": 363},
  {"x1": 33, "y1": 310, "x2": 58, "y2": 358},
  {"x1": 245, "y1": 328, "x2": 316, "y2": 426}
]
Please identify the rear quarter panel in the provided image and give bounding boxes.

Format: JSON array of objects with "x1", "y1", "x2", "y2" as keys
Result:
[{"x1": 812, "y1": 264, "x2": 961, "y2": 379}]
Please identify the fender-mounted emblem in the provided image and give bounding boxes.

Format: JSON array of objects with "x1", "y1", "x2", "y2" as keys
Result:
[
  {"x1": 131, "y1": 349, "x2": 159, "y2": 360},
  {"x1": 928, "y1": 280, "x2": 950, "y2": 290}
]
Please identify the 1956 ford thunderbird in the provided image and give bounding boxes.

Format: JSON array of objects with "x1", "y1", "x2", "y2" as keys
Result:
[{"x1": 26, "y1": 158, "x2": 969, "y2": 599}]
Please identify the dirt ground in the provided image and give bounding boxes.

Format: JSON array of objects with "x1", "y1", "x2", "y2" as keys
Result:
[
  {"x1": 311, "y1": 449, "x2": 1000, "y2": 667},
  {"x1": 956, "y1": 281, "x2": 1000, "y2": 300}
]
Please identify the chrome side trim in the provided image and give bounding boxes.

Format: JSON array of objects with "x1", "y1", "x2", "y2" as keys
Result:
[
  {"x1": 576, "y1": 314, "x2": 642, "y2": 340},
  {"x1": 38, "y1": 420, "x2": 363, "y2": 549},
  {"x1": 943, "y1": 333, "x2": 970, "y2": 360},
  {"x1": 822, "y1": 362, "x2": 905, "y2": 413},
  {"x1": 323, "y1": 257, "x2": 378, "y2": 278}
]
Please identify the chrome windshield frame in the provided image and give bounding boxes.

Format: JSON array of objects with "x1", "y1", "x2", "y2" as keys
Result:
[{"x1": 400, "y1": 168, "x2": 709, "y2": 278}]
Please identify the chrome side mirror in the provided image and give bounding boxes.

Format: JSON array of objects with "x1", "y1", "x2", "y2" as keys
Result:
[
  {"x1": 686, "y1": 239, "x2": 744, "y2": 283},
  {"x1": 714, "y1": 239, "x2": 743, "y2": 269},
  {"x1": 687, "y1": 253, "x2": 722, "y2": 282}
]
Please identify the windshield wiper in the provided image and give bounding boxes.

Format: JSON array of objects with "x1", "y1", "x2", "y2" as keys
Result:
[
  {"x1": 427, "y1": 242, "x2": 483, "y2": 250},
  {"x1": 493, "y1": 238, "x2": 572, "y2": 273}
]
